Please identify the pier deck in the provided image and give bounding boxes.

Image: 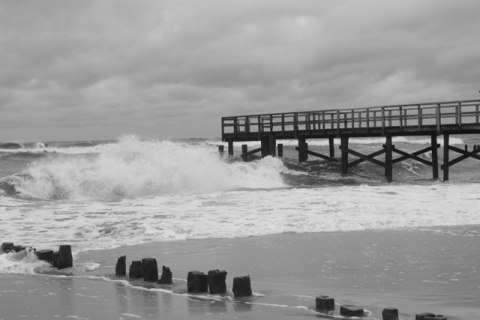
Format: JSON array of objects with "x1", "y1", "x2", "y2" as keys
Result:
[{"x1": 221, "y1": 99, "x2": 480, "y2": 181}]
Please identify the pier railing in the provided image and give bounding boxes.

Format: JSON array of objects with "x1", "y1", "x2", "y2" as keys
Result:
[{"x1": 222, "y1": 99, "x2": 480, "y2": 139}]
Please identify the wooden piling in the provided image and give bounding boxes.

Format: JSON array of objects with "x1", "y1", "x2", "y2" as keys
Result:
[
  {"x1": 218, "y1": 145, "x2": 224, "y2": 155},
  {"x1": 228, "y1": 141, "x2": 234, "y2": 156},
  {"x1": 261, "y1": 136, "x2": 269, "y2": 157},
  {"x1": 298, "y1": 137, "x2": 307, "y2": 162},
  {"x1": 329, "y1": 137, "x2": 335, "y2": 158},
  {"x1": 385, "y1": 135, "x2": 393, "y2": 182},
  {"x1": 269, "y1": 135, "x2": 276, "y2": 157},
  {"x1": 341, "y1": 137, "x2": 349, "y2": 174},
  {"x1": 443, "y1": 134, "x2": 449, "y2": 181},
  {"x1": 242, "y1": 144, "x2": 248, "y2": 162},
  {"x1": 277, "y1": 144, "x2": 283, "y2": 157},
  {"x1": 431, "y1": 134, "x2": 439, "y2": 180}
]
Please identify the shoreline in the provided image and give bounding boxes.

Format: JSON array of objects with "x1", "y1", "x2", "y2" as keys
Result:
[{"x1": 2, "y1": 228, "x2": 479, "y2": 319}]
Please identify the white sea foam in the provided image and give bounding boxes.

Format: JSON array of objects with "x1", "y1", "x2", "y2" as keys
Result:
[
  {"x1": 4, "y1": 136, "x2": 287, "y2": 200},
  {"x1": 2, "y1": 182, "x2": 480, "y2": 267}
]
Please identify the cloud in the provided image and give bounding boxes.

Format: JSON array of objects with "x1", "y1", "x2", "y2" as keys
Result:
[{"x1": 0, "y1": 0, "x2": 479, "y2": 141}]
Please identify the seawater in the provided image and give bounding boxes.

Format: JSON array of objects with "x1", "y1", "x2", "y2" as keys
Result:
[{"x1": 1, "y1": 135, "x2": 480, "y2": 275}]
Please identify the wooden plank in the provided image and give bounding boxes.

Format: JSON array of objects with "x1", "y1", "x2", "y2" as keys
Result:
[
  {"x1": 348, "y1": 149, "x2": 386, "y2": 167},
  {"x1": 391, "y1": 147, "x2": 433, "y2": 166},
  {"x1": 339, "y1": 146, "x2": 386, "y2": 168}
]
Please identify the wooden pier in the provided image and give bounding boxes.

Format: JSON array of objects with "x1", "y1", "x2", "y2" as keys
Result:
[{"x1": 221, "y1": 99, "x2": 480, "y2": 181}]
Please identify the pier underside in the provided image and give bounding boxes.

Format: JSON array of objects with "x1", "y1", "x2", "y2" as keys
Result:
[{"x1": 221, "y1": 99, "x2": 480, "y2": 181}]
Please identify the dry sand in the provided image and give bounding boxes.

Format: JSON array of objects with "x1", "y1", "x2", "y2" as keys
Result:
[{"x1": 1, "y1": 228, "x2": 479, "y2": 319}]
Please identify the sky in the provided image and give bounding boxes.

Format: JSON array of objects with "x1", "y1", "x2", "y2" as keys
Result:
[{"x1": 1, "y1": 0, "x2": 479, "y2": 142}]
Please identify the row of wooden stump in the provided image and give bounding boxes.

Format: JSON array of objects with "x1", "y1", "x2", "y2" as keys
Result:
[
  {"x1": 0, "y1": 243, "x2": 448, "y2": 319},
  {"x1": 1, "y1": 242, "x2": 73, "y2": 269},
  {"x1": 315, "y1": 296, "x2": 446, "y2": 320},
  {"x1": 115, "y1": 256, "x2": 252, "y2": 298}
]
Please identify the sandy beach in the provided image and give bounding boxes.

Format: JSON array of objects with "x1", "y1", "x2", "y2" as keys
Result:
[{"x1": 2, "y1": 227, "x2": 479, "y2": 320}]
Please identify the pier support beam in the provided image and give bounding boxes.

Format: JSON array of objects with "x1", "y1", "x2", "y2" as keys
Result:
[
  {"x1": 341, "y1": 137, "x2": 349, "y2": 175},
  {"x1": 277, "y1": 144, "x2": 283, "y2": 157},
  {"x1": 228, "y1": 141, "x2": 234, "y2": 156},
  {"x1": 298, "y1": 137, "x2": 308, "y2": 162},
  {"x1": 385, "y1": 135, "x2": 393, "y2": 182},
  {"x1": 261, "y1": 135, "x2": 276, "y2": 157},
  {"x1": 431, "y1": 134, "x2": 439, "y2": 180},
  {"x1": 443, "y1": 134, "x2": 449, "y2": 181},
  {"x1": 329, "y1": 137, "x2": 335, "y2": 158}
]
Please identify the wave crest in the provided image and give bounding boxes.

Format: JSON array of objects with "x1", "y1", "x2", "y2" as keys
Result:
[{"x1": 0, "y1": 136, "x2": 287, "y2": 201}]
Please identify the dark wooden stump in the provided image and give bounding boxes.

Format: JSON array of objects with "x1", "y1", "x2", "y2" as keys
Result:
[
  {"x1": 416, "y1": 312, "x2": 436, "y2": 320},
  {"x1": 187, "y1": 271, "x2": 208, "y2": 293},
  {"x1": 129, "y1": 261, "x2": 144, "y2": 279},
  {"x1": 57, "y1": 245, "x2": 73, "y2": 269},
  {"x1": 13, "y1": 245, "x2": 26, "y2": 252},
  {"x1": 115, "y1": 256, "x2": 126, "y2": 276},
  {"x1": 1, "y1": 242, "x2": 14, "y2": 253},
  {"x1": 52, "y1": 251, "x2": 59, "y2": 268},
  {"x1": 382, "y1": 307, "x2": 399, "y2": 320},
  {"x1": 315, "y1": 295, "x2": 335, "y2": 312},
  {"x1": 340, "y1": 305, "x2": 364, "y2": 317},
  {"x1": 423, "y1": 315, "x2": 447, "y2": 320},
  {"x1": 142, "y1": 258, "x2": 158, "y2": 282},
  {"x1": 232, "y1": 276, "x2": 252, "y2": 297},
  {"x1": 208, "y1": 269, "x2": 227, "y2": 294},
  {"x1": 35, "y1": 249, "x2": 54, "y2": 264},
  {"x1": 158, "y1": 266, "x2": 172, "y2": 284}
]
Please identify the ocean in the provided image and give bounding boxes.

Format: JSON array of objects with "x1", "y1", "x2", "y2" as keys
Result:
[{"x1": 1, "y1": 135, "x2": 480, "y2": 319}]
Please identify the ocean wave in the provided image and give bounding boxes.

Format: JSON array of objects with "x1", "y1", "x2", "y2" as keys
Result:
[{"x1": 0, "y1": 136, "x2": 287, "y2": 201}]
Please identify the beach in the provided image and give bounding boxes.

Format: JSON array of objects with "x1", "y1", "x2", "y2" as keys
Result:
[
  {"x1": 2, "y1": 137, "x2": 480, "y2": 319},
  {"x1": 2, "y1": 227, "x2": 479, "y2": 319}
]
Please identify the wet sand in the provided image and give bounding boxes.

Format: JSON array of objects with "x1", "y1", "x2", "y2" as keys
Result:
[{"x1": 2, "y1": 228, "x2": 479, "y2": 319}]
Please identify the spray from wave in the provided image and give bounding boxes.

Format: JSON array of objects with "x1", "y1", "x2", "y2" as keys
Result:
[{"x1": 0, "y1": 136, "x2": 287, "y2": 201}]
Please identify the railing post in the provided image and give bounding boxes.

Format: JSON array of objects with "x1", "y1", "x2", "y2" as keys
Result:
[
  {"x1": 337, "y1": 110, "x2": 341, "y2": 136},
  {"x1": 257, "y1": 115, "x2": 261, "y2": 135},
  {"x1": 351, "y1": 110, "x2": 355, "y2": 130},
  {"x1": 246, "y1": 117, "x2": 250, "y2": 135},
  {"x1": 294, "y1": 113, "x2": 298, "y2": 137},
  {"x1": 457, "y1": 103, "x2": 462, "y2": 127},
  {"x1": 477, "y1": 105, "x2": 479, "y2": 124},
  {"x1": 281, "y1": 114, "x2": 285, "y2": 135},
  {"x1": 399, "y1": 106, "x2": 403, "y2": 129},
  {"x1": 322, "y1": 112, "x2": 326, "y2": 133},
  {"x1": 270, "y1": 114, "x2": 273, "y2": 132},
  {"x1": 389, "y1": 110, "x2": 392, "y2": 127},
  {"x1": 367, "y1": 109, "x2": 370, "y2": 130},
  {"x1": 418, "y1": 105, "x2": 422, "y2": 130},
  {"x1": 436, "y1": 103, "x2": 441, "y2": 132},
  {"x1": 381, "y1": 107, "x2": 385, "y2": 134},
  {"x1": 234, "y1": 118, "x2": 238, "y2": 134}
]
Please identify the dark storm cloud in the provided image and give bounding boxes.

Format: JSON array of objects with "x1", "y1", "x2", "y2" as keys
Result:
[{"x1": 1, "y1": 0, "x2": 479, "y2": 141}]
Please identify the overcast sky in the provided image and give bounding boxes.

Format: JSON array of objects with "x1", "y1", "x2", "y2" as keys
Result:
[{"x1": 1, "y1": 0, "x2": 479, "y2": 142}]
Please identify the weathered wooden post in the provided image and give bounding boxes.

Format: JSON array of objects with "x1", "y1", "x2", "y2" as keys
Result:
[
  {"x1": 187, "y1": 271, "x2": 208, "y2": 293},
  {"x1": 1, "y1": 242, "x2": 14, "y2": 253},
  {"x1": 443, "y1": 134, "x2": 449, "y2": 181},
  {"x1": 431, "y1": 134, "x2": 439, "y2": 180},
  {"x1": 329, "y1": 137, "x2": 335, "y2": 158},
  {"x1": 242, "y1": 144, "x2": 248, "y2": 162},
  {"x1": 228, "y1": 141, "x2": 234, "y2": 156},
  {"x1": 277, "y1": 144, "x2": 283, "y2": 157},
  {"x1": 415, "y1": 312, "x2": 435, "y2": 320},
  {"x1": 382, "y1": 307, "x2": 399, "y2": 320},
  {"x1": 232, "y1": 276, "x2": 252, "y2": 297},
  {"x1": 340, "y1": 305, "x2": 364, "y2": 317},
  {"x1": 385, "y1": 135, "x2": 393, "y2": 182},
  {"x1": 260, "y1": 136, "x2": 270, "y2": 157},
  {"x1": 158, "y1": 266, "x2": 173, "y2": 284},
  {"x1": 268, "y1": 135, "x2": 276, "y2": 157},
  {"x1": 142, "y1": 258, "x2": 158, "y2": 282},
  {"x1": 207, "y1": 269, "x2": 227, "y2": 294},
  {"x1": 52, "y1": 251, "x2": 59, "y2": 268},
  {"x1": 340, "y1": 136, "x2": 349, "y2": 174},
  {"x1": 129, "y1": 261, "x2": 144, "y2": 279},
  {"x1": 57, "y1": 245, "x2": 73, "y2": 269},
  {"x1": 115, "y1": 256, "x2": 126, "y2": 276},
  {"x1": 315, "y1": 295, "x2": 335, "y2": 313},
  {"x1": 298, "y1": 137, "x2": 307, "y2": 162},
  {"x1": 218, "y1": 145, "x2": 224, "y2": 155},
  {"x1": 36, "y1": 249, "x2": 54, "y2": 264}
]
